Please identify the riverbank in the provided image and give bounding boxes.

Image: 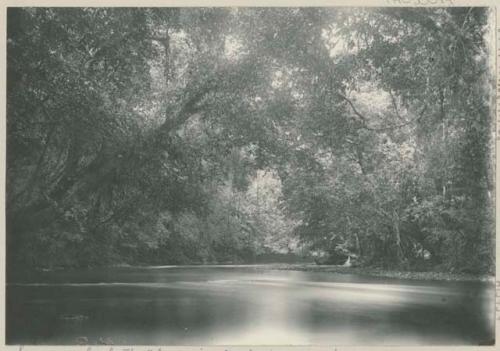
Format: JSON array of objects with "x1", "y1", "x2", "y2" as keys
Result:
[
  {"x1": 14, "y1": 262, "x2": 493, "y2": 284},
  {"x1": 272, "y1": 263, "x2": 494, "y2": 283}
]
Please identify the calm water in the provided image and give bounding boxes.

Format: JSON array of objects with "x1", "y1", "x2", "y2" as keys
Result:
[{"x1": 6, "y1": 265, "x2": 495, "y2": 345}]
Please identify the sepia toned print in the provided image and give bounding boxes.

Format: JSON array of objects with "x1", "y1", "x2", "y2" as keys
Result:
[{"x1": 5, "y1": 7, "x2": 495, "y2": 346}]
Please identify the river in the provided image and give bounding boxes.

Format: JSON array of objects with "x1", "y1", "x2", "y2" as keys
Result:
[{"x1": 6, "y1": 264, "x2": 495, "y2": 345}]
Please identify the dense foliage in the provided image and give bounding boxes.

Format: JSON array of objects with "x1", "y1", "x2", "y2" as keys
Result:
[{"x1": 7, "y1": 7, "x2": 494, "y2": 275}]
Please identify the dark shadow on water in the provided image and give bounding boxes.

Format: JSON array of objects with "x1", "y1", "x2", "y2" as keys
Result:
[{"x1": 6, "y1": 266, "x2": 495, "y2": 345}]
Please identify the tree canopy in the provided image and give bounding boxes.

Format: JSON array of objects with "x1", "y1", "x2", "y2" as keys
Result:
[{"x1": 7, "y1": 7, "x2": 494, "y2": 275}]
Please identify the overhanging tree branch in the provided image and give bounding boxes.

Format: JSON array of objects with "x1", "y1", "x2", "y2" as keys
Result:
[
  {"x1": 337, "y1": 92, "x2": 428, "y2": 132},
  {"x1": 160, "y1": 78, "x2": 218, "y2": 134}
]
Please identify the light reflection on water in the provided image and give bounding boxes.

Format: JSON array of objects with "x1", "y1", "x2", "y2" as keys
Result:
[{"x1": 6, "y1": 265, "x2": 494, "y2": 345}]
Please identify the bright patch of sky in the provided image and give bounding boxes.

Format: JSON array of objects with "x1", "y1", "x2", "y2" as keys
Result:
[
  {"x1": 224, "y1": 35, "x2": 246, "y2": 60},
  {"x1": 321, "y1": 26, "x2": 359, "y2": 58},
  {"x1": 269, "y1": 66, "x2": 304, "y2": 106},
  {"x1": 271, "y1": 70, "x2": 284, "y2": 89},
  {"x1": 351, "y1": 82, "x2": 392, "y2": 114},
  {"x1": 399, "y1": 141, "x2": 416, "y2": 161}
]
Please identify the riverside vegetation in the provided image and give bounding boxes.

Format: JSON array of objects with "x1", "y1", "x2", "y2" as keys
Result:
[{"x1": 7, "y1": 8, "x2": 495, "y2": 278}]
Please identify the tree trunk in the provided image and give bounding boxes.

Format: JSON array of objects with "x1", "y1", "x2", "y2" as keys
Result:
[
  {"x1": 354, "y1": 232, "x2": 361, "y2": 256},
  {"x1": 392, "y1": 209, "x2": 405, "y2": 265}
]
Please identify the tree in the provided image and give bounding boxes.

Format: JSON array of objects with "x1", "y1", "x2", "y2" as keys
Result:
[{"x1": 7, "y1": 7, "x2": 494, "y2": 274}]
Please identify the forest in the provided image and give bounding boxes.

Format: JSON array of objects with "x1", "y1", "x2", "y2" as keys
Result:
[{"x1": 6, "y1": 7, "x2": 495, "y2": 276}]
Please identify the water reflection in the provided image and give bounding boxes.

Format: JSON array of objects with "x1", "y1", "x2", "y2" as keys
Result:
[{"x1": 6, "y1": 265, "x2": 494, "y2": 345}]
